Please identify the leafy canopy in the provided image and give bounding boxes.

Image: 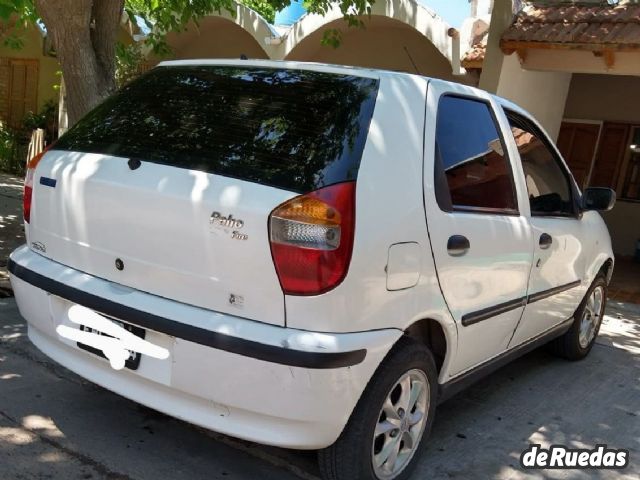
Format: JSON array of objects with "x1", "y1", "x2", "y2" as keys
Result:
[{"x1": 0, "y1": 0, "x2": 372, "y2": 52}]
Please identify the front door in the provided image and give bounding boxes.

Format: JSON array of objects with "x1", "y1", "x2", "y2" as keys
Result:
[
  {"x1": 423, "y1": 81, "x2": 534, "y2": 375},
  {"x1": 503, "y1": 110, "x2": 587, "y2": 348}
]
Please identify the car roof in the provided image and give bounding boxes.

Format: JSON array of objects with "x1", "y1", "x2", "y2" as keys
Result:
[
  {"x1": 157, "y1": 58, "x2": 536, "y2": 124},
  {"x1": 158, "y1": 58, "x2": 421, "y2": 82}
]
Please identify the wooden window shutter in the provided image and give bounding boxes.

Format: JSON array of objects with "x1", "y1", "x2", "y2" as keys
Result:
[
  {"x1": 8, "y1": 59, "x2": 39, "y2": 128},
  {"x1": 557, "y1": 122, "x2": 601, "y2": 189},
  {"x1": 589, "y1": 123, "x2": 630, "y2": 189}
]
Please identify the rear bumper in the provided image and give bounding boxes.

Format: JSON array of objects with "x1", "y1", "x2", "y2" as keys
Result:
[{"x1": 9, "y1": 245, "x2": 401, "y2": 449}]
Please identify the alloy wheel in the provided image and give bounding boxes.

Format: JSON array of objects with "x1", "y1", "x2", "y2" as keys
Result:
[
  {"x1": 579, "y1": 285, "x2": 604, "y2": 348},
  {"x1": 371, "y1": 369, "x2": 429, "y2": 479}
]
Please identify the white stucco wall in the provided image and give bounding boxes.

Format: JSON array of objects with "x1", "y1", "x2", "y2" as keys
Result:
[
  {"x1": 495, "y1": 54, "x2": 572, "y2": 140},
  {"x1": 564, "y1": 74, "x2": 640, "y2": 124}
]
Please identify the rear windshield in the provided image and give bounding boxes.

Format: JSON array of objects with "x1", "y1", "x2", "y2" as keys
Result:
[{"x1": 54, "y1": 66, "x2": 379, "y2": 193}]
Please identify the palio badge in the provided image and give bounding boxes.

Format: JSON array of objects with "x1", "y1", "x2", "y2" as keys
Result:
[
  {"x1": 31, "y1": 241, "x2": 47, "y2": 253},
  {"x1": 209, "y1": 212, "x2": 248, "y2": 241}
]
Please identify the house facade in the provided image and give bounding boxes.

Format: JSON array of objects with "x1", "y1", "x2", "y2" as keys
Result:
[
  {"x1": 0, "y1": 21, "x2": 59, "y2": 128},
  {"x1": 478, "y1": 0, "x2": 640, "y2": 258},
  {"x1": 144, "y1": 0, "x2": 491, "y2": 86},
  {"x1": 0, "y1": 15, "x2": 137, "y2": 131}
]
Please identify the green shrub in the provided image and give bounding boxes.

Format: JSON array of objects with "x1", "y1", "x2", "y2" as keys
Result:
[
  {"x1": 0, "y1": 99, "x2": 59, "y2": 176},
  {"x1": 0, "y1": 124, "x2": 28, "y2": 176},
  {"x1": 23, "y1": 99, "x2": 58, "y2": 144}
]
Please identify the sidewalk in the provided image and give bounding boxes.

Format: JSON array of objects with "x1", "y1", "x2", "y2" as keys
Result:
[{"x1": 0, "y1": 173, "x2": 24, "y2": 295}]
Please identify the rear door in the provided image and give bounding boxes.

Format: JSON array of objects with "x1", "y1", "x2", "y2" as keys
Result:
[
  {"x1": 29, "y1": 65, "x2": 379, "y2": 327},
  {"x1": 503, "y1": 109, "x2": 587, "y2": 347},
  {"x1": 423, "y1": 81, "x2": 534, "y2": 375}
]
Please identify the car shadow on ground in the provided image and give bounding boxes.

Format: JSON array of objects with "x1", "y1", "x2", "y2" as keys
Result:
[{"x1": 1, "y1": 297, "x2": 638, "y2": 480}]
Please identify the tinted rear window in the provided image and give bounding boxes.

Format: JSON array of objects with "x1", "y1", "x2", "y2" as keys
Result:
[{"x1": 55, "y1": 66, "x2": 379, "y2": 193}]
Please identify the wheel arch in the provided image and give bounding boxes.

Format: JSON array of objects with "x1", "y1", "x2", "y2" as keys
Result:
[
  {"x1": 402, "y1": 318, "x2": 451, "y2": 377},
  {"x1": 599, "y1": 257, "x2": 614, "y2": 285}
]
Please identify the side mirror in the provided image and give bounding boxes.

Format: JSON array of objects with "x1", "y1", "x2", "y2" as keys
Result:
[{"x1": 582, "y1": 187, "x2": 616, "y2": 212}]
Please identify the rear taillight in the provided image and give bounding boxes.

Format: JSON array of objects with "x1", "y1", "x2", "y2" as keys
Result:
[
  {"x1": 24, "y1": 145, "x2": 52, "y2": 223},
  {"x1": 269, "y1": 182, "x2": 356, "y2": 296}
]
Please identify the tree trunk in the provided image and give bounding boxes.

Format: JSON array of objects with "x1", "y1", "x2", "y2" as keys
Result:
[{"x1": 35, "y1": 0, "x2": 123, "y2": 127}]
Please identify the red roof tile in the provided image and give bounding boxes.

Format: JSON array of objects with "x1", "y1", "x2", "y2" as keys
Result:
[
  {"x1": 502, "y1": 3, "x2": 640, "y2": 47},
  {"x1": 461, "y1": 43, "x2": 486, "y2": 68}
]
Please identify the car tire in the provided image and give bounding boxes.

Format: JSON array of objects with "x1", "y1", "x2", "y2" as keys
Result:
[
  {"x1": 549, "y1": 275, "x2": 607, "y2": 361},
  {"x1": 318, "y1": 338, "x2": 438, "y2": 480}
]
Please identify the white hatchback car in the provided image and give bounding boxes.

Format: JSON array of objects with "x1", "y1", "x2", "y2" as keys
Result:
[{"x1": 10, "y1": 60, "x2": 616, "y2": 480}]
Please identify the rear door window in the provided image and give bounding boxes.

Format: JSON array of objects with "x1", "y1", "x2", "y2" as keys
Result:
[
  {"x1": 434, "y1": 95, "x2": 518, "y2": 214},
  {"x1": 54, "y1": 66, "x2": 379, "y2": 193}
]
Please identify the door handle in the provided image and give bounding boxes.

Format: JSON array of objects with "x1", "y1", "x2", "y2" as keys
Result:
[
  {"x1": 447, "y1": 235, "x2": 470, "y2": 256},
  {"x1": 539, "y1": 233, "x2": 553, "y2": 249}
]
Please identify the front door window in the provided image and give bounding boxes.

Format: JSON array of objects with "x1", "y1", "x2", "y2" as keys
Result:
[{"x1": 506, "y1": 113, "x2": 577, "y2": 217}]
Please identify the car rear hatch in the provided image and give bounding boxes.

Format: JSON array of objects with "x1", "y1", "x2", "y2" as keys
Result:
[{"x1": 27, "y1": 64, "x2": 379, "y2": 326}]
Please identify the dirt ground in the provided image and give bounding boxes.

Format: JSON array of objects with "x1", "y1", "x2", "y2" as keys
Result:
[{"x1": 0, "y1": 173, "x2": 24, "y2": 295}]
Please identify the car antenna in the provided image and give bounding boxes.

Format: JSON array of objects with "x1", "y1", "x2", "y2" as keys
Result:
[{"x1": 403, "y1": 46, "x2": 421, "y2": 75}]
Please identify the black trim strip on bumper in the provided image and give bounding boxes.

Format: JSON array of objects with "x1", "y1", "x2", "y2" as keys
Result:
[
  {"x1": 461, "y1": 280, "x2": 581, "y2": 327},
  {"x1": 8, "y1": 258, "x2": 366, "y2": 369}
]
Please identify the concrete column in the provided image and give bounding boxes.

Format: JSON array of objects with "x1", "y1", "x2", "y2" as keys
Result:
[
  {"x1": 478, "y1": 0, "x2": 515, "y2": 94},
  {"x1": 495, "y1": 55, "x2": 572, "y2": 140},
  {"x1": 479, "y1": 0, "x2": 572, "y2": 140}
]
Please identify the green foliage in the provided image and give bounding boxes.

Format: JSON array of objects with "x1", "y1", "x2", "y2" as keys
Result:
[
  {"x1": 125, "y1": 0, "x2": 235, "y2": 55},
  {"x1": 0, "y1": 0, "x2": 37, "y2": 22},
  {"x1": 0, "y1": 0, "x2": 36, "y2": 50},
  {"x1": 23, "y1": 99, "x2": 57, "y2": 132},
  {"x1": 0, "y1": 124, "x2": 28, "y2": 175},
  {"x1": 305, "y1": 0, "x2": 371, "y2": 47},
  {"x1": 115, "y1": 41, "x2": 146, "y2": 88},
  {"x1": 125, "y1": 0, "x2": 292, "y2": 54},
  {"x1": 3, "y1": 32, "x2": 24, "y2": 49},
  {"x1": 0, "y1": 0, "x2": 374, "y2": 55},
  {"x1": 0, "y1": 100, "x2": 57, "y2": 175},
  {"x1": 241, "y1": 0, "x2": 277, "y2": 23},
  {"x1": 125, "y1": 0, "x2": 371, "y2": 53},
  {"x1": 52, "y1": 70, "x2": 62, "y2": 92}
]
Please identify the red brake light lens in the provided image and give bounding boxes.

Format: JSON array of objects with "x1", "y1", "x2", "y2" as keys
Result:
[
  {"x1": 23, "y1": 146, "x2": 52, "y2": 223},
  {"x1": 269, "y1": 182, "x2": 356, "y2": 296}
]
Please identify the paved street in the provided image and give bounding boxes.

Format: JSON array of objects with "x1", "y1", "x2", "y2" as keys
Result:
[{"x1": 0, "y1": 295, "x2": 638, "y2": 480}]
